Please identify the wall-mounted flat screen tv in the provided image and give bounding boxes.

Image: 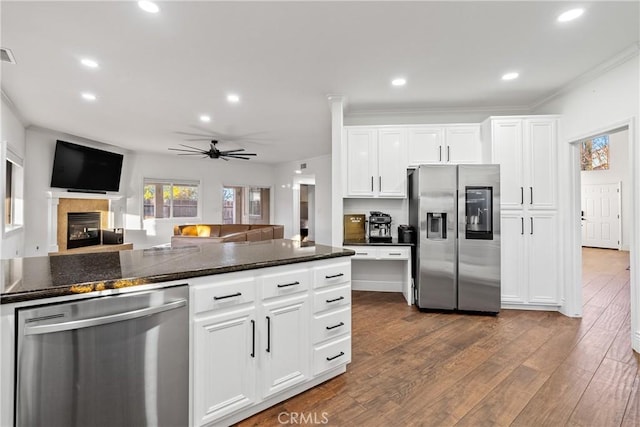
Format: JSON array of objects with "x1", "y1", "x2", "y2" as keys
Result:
[{"x1": 50, "y1": 140, "x2": 124, "y2": 192}]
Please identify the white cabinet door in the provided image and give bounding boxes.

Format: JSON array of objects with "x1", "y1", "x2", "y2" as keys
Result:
[
  {"x1": 500, "y1": 213, "x2": 526, "y2": 304},
  {"x1": 193, "y1": 307, "x2": 257, "y2": 426},
  {"x1": 344, "y1": 129, "x2": 377, "y2": 196},
  {"x1": 261, "y1": 293, "x2": 310, "y2": 398},
  {"x1": 377, "y1": 128, "x2": 407, "y2": 197},
  {"x1": 527, "y1": 212, "x2": 559, "y2": 305},
  {"x1": 525, "y1": 119, "x2": 557, "y2": 210},
  {"x1": 491, "y1": 120, "x2": 524, "y2": 210},
  {"x1": 407, "y1": 127, "x2": 444, "y2": 165},
  {"x1": 445, "y1": 125, "x2": 482, "y2": 164}
]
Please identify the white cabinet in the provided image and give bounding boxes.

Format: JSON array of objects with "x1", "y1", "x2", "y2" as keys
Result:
[
  {"x1": 261, "y1": 293, "x2": 310, "y2": 398},
  {"x1": 488, "y1": 117, "x2": 558, "y2": 210},
  {"x1": 343, "y1": 127, "x2": 407, "y2": 198},
  {"x1": 407, "y1": 124, "x2": 481, "y2": 165},
  {"x1": 191, "y1": 259, "x2": 352, "y2": 426},
  {"x1": 193, "y1": 306, "x2": 257, "y2": 425}
]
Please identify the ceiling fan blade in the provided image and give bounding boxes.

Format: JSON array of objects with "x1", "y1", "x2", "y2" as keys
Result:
[
  {"x1": 183, "y1": 137, "x2": 215, "y2": 142},
  {"x1": 223, "y1": 155, "x2": 251, "y2": 160},
  {"x1": 225, "y1": 152, "x2": 257, "y2": 156},
  {"x1": 179, "y1": 143, "x2": 208, "y2": 151},
  {"x1": 176, "y1": 153, "x2": 208, "y2": 156},
  {"x1": 218, "y1": 149, "x2": 246, "y2": 155},
  {"x1": 169, "y1": 148, "x2": 205, "y2": 153}
]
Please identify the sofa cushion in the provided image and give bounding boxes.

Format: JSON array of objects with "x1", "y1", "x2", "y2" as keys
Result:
[
  {"x1": 221, "y1": 224, "x2": 251, "y2": 235},
  {"x1": 180, "y1": 225, "x2": 198, "y2": 236}
]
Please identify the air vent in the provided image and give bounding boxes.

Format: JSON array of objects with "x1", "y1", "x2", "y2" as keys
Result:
[
  {"x1": 1, "y1": 48, "x2": 16, "y2": 64},
  {"x1": 300, "y1": 163, "x2": 307, "y2": 170}
]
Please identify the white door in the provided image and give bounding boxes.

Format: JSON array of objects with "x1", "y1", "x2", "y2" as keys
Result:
[
  {"x1": 445, "y1": 125, "x2": 482, "y2": 164},
  {"x1": 581, "y1": 183, "x2": 621, "y2": 249},
  {"x1": 377, "y1": 128, "x2": 407, "y2": 197},
  {"x1": 193, "y1": 307, "x2": 257, "y2": 426},
  {"x1": 261, "y1": 293, "x2": 310, "y2": 398}
]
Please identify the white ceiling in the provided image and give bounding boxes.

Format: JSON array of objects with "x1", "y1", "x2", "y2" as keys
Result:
[{"x1": 2, "y1": 1, "x2": 639, "y2": 163}]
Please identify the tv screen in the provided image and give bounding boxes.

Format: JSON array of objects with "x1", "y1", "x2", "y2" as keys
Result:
[{"x1": 50, "y1": 140, "x2": 124, "y2": 192}]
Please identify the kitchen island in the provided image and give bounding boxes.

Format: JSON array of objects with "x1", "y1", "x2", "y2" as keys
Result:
[{"x1": 1, "y1": 239, "x2": 354, "y2": 427}]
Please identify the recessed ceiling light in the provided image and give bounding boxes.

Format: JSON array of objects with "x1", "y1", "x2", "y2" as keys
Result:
[
  {"x1": 502, "y1": 72, "x2": 519, "y2": 81},
  {"x1": 391, "y1": 78, "x2": 407, "y2": 86},
  {"x1": 227, "y1": 94, "x2": 240, "y2": 103},
  {"x1": 558, "y1": 8, "x2": 584, "y2": 22},
  {"x1": 80, "y1": 58, "x2": 99, "y2": 68},
  {"x1": 199, "y1": 115, "x2": 211, "y2": 123},
  {"x1": 138, "y1": 1, "x2": 159, "y2": 14},
  {"x1": 81, "y1": 92, "x2": 97, "y2": 101},
  {"x1": 294, "y1": 170, "x2": 302, "y2": 174}
]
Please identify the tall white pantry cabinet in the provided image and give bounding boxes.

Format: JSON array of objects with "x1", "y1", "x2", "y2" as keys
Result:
[{"x1": 483, "y1": 116, "x2": 561, "y2": 308}]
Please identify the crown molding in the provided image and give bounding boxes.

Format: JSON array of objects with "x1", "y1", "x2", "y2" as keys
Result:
[
  {"x1": 530, "y1": 42, "x2": 640, "y2": 111},
  {"x1": 345, "y1": 104, "x2": 530, "y2": 118}
]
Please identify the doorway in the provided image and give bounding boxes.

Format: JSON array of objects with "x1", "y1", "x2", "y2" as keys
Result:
[
  {"x1": 292, "y1": 175, "x2": 315, "y2": 242},
  {"x1": 570, "y1": 122, "x2": 636, "y2": 352},
  {"x1": 222, "y1": 186, "x2": 271, "y2": 224}
]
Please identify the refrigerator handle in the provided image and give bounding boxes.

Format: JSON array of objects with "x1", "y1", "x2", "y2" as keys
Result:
[
  {"x1": 530, "y1": 217, "x2": 534, "y2": 235},
  {"x1": 521, "y1": 217, "x2": 524, "y2": 235},
  {"x1": 530, "y1": 187, "x2": 533, "y2": 205}
]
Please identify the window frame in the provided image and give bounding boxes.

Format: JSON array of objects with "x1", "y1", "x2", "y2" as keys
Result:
[{"x1": 142, "y1": 178, "x2": 201, "y2": 220}]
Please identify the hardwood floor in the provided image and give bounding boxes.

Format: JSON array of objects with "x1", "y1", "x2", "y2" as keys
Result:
[{"x1": 239, "y1": 248, "x2": 637, "y2": 426}]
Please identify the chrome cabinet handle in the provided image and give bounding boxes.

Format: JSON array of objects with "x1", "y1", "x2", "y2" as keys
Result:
[
  {"x1": 24, "y1": 299, "x2": 187, "y2": 335},
  {"x1": 277, "y1": 281, "x2": 300, "y2": 288},
  {"x1": 388, "y1": 252, "x2": 403, "y2": 256},
  {"x1": 379, "y1": 176, "x2": 382, "y2": 191},
  {"x1": 356, "y1": 252, "x2": 369, "y2": 256},
  {"x1": 213, "y1": 292, "x2": 241, "y2": 300}
]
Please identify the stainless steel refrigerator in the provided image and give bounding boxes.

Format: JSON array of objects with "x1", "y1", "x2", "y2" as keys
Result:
[{"x1": 408, "y1": 164, "x2": 500, "y2": 313}]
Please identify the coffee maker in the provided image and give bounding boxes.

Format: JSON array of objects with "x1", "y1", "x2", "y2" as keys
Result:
[{"x1": 368, "y1": 211, "x2": 392, "y2": 243}]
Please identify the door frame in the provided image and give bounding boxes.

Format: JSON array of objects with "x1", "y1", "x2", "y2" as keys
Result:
[{"x1": 567, "y1": 117, "x2": 638, "y2": 352}]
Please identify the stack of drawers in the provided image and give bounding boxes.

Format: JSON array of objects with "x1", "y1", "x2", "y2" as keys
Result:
[{"x1": 311, "y1": 261, "x2": 352, "y2": 375}]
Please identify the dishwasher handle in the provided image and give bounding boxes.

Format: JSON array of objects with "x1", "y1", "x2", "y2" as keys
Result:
[{"x1": 24, "y1": 299, "x2": 187, "y2": 336}]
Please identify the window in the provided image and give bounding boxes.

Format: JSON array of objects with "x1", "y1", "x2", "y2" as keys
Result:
[
  {"x1": 581, "y1": 135, "x2": 610, "y2": 171},
  {"x1": 222, "y1": 186, "x2": 270, "y2": 224},
  {"x1": 3, "y1": 149, "x2": 24, "y2": 232},
  {"x1": 143, "y1": 180, "x2": 199, "y2": 219}
]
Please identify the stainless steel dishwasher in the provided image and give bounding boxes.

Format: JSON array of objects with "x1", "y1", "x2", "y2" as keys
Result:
[{"x1": 15, "y1": 285, "x2": 189, "y2": 427}]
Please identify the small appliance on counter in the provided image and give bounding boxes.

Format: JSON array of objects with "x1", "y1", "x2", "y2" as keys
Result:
[
  {"x1": 398, "y1": 225, "x2": 416, "y2": 244},
  {"x1": 368, "y1": 211, "x2": 392, "y2": 243},
  {"x1": 343, "y1": 214, "x2": 366, "y2": 242}
]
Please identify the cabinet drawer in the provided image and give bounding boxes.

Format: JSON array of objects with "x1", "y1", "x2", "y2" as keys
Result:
[
  {"x1": 261, "y1": 268, "x2": 310, "y2": 299},
  {"x1": 344, "y1": 246, "x2": 376, "y2": 259},
  {"x1": 313, "y1": 262, "x2": 351, "y2": 289},
  {"x1": 313, "y1": 284, "x2": 351, "y2": 313},
  {"x1": 313, "y1": 336, "x2": 351, "y2": 376},
  {"x1": 312, "y1": 307, "x2": 351, "y2": 344},
  {"x1": 378, "y1": 247, "x2": 410, "y2": 259},
  {"x1": 192, "y1": 278, "x2": 256, "y2": 314}
]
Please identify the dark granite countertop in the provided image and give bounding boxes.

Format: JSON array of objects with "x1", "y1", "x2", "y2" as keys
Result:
[
  {"x1": 1, "y1": 239, "x2": 355, "y2": 304},
  {"x1": 343, "y1": 239, "x2": 414, "y2": 247}
]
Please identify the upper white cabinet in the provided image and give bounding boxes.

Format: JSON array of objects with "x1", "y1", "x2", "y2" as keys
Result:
[
  {"x1": 486, "y1": 117, "x2": 558, "y2": 210},
  {"x1": 343, "y1": 127, "x2": 407, "y2": 198},
  {"x1": 407, "y1": 124, "x2": 482, "y2": 165}
]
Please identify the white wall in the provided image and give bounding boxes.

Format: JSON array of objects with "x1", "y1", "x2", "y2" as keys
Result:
[
  {"x1": 580, "y1": 129, "x2": 631, "y2": 250},
  {"x1": 23, "y1": 127, "x2": 129, "y2": 257},
  {"x1": 274, "y1": 154, "x2": 332, "y2": 245},
  {"x1": 125, "y1": 151, "x2": 275, "y2": 248},
  {"x1": 1, "y1": 95, "x2": 26, "y2": 259},
  {"x1": 533, "y1": 54, "x2": 639, "y2": 350}
]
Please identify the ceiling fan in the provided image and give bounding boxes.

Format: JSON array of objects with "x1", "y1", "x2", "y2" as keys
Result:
[{"x1": 168, "y1": 140, "x2": 257, "y2": 161}]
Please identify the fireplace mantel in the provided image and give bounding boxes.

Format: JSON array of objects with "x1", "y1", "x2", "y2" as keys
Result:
[{"x1": 47, "y1": 191, "x2": 123, "y2": 201}]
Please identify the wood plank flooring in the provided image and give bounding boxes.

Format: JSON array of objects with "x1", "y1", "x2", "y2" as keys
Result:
[{"x1": 238, "y1": 248, "x2": 637, "y2": 426}]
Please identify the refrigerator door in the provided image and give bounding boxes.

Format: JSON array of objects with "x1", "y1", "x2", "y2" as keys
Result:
[
  {"x1": 458, "y1": 164, "x2": 501, "y2": 312},
  {"x1": 417, "y1": 165, "x2": 457, "y2": 310}
]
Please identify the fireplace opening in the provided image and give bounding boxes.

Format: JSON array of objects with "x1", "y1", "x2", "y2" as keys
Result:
[{"x1": 67, "y1": 212, "x2": 101, "y2": 249}]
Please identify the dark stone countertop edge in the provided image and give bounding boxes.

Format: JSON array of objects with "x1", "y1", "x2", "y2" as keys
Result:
[{"x1": 1, "y1": 250, "x2": 355, "y2": 305}]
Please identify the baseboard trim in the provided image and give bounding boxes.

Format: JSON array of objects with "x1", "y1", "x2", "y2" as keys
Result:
[{"x1": 501, "y1": 303, "x2": 562, "y2": 312}]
